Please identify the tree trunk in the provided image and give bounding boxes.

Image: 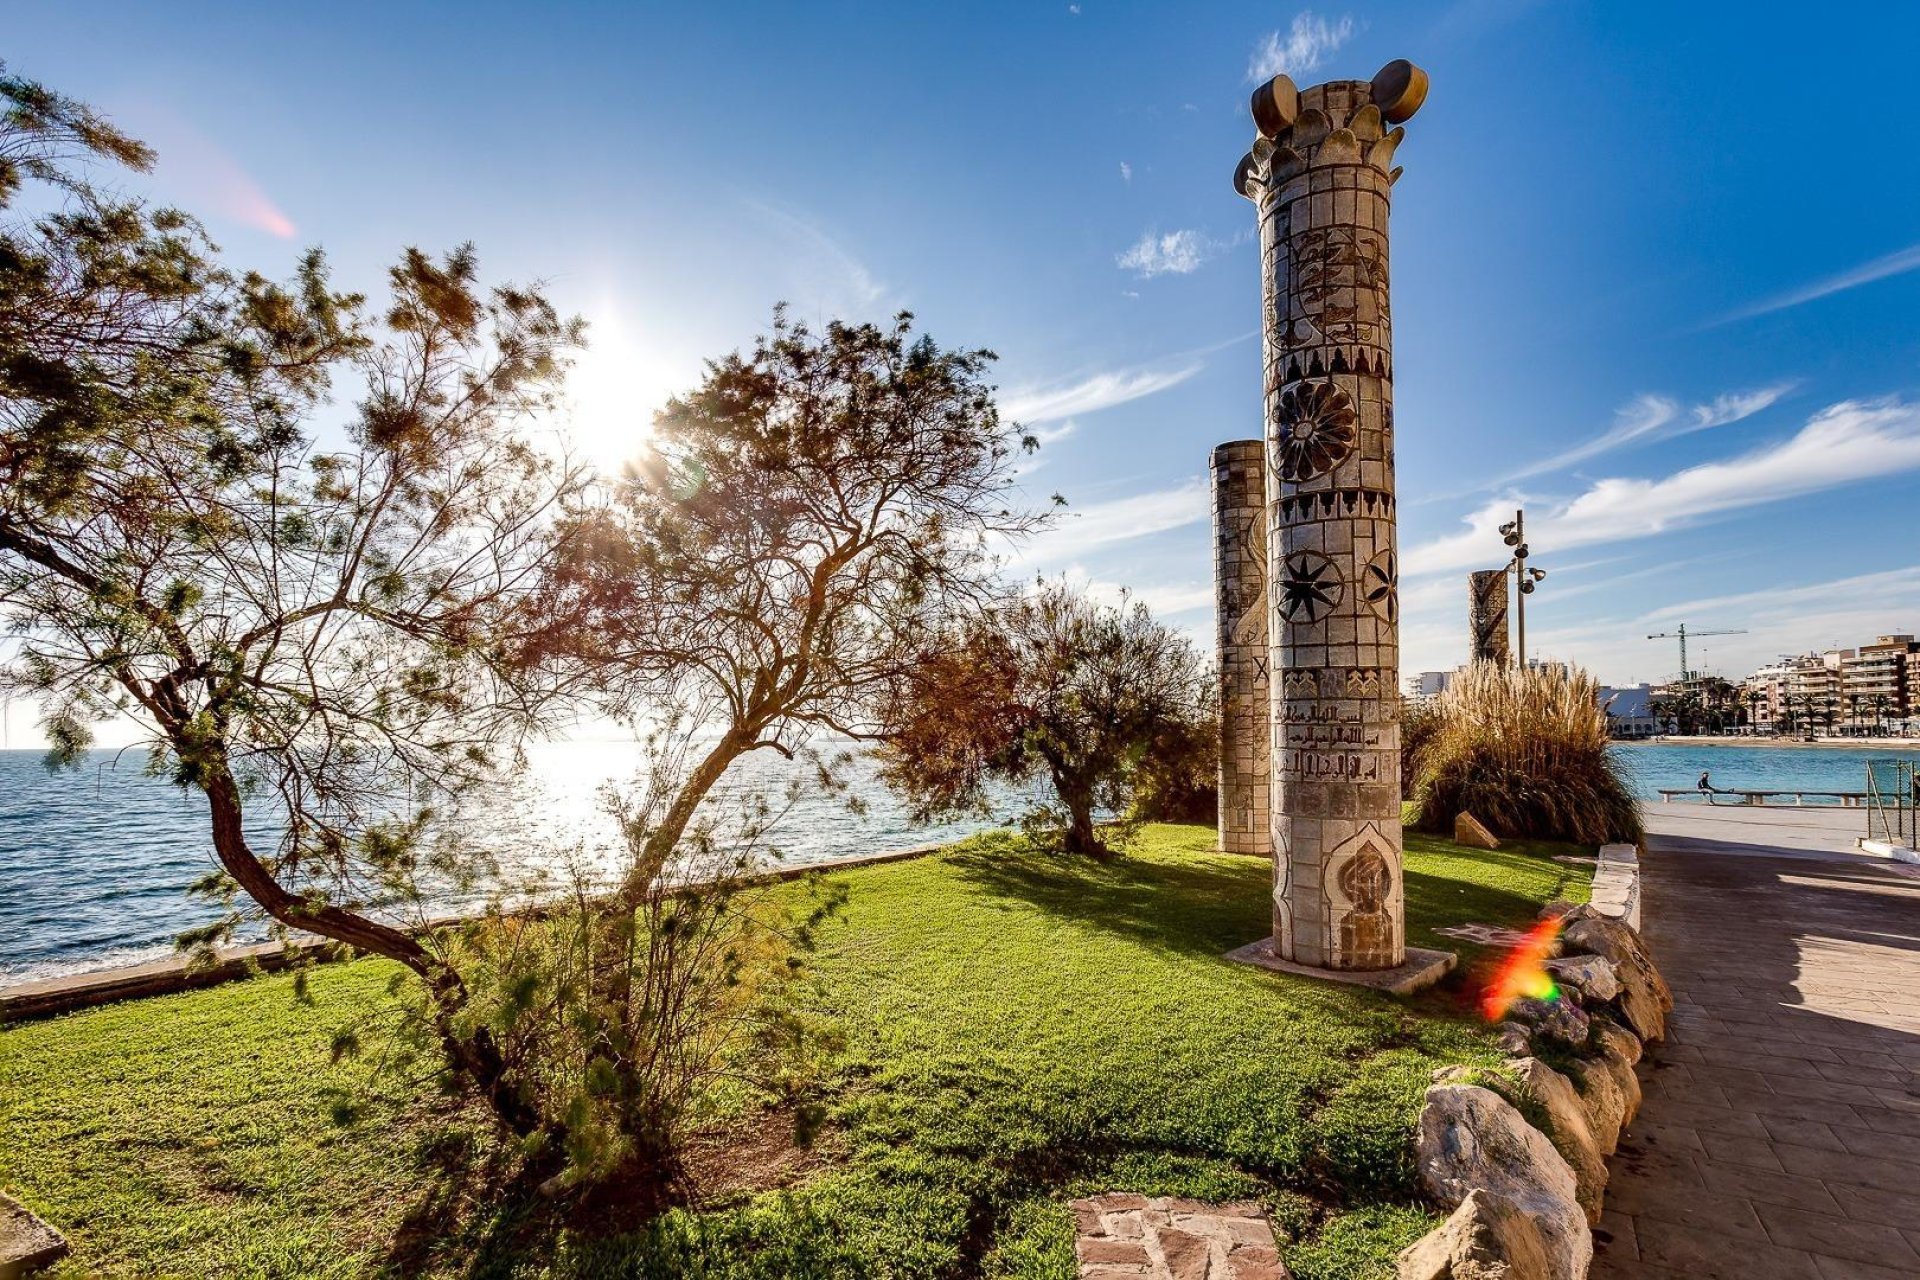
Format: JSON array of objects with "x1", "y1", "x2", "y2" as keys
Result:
[
  {"x1": 1058, "y1": 779, "x2": 1105, "y2": 856},
  {"x1": 201, "y1": 758, "x2": 541, "y2": 1136}
]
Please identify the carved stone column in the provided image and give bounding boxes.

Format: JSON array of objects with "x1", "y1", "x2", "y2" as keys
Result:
[
  {"x1": 1469, "y1": 569, "x2": 1511, "y2": 666},
  {"x1": 1213, "y1": 440, "x2": 1269, "y2": 855},
  {"x1": 1235, "y1": 60, "x2": 1427, "y2": 971}
]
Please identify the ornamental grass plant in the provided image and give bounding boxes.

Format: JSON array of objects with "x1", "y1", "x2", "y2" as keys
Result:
[{"x1": 1410, "y1": 661, "x2": 1643, "y2": 845}]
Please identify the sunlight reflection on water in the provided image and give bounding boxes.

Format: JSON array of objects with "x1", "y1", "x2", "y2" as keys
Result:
[{"x1": 0, "y1": 741, "x2": 1031, "y2": 986}]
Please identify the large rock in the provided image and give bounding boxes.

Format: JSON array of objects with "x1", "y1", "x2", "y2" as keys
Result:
[
  {"x1": 1563, "y1": 917, "x2": 1670, "y2": 1042},
  {"x1": 1542, "y1": 955, "x2": 1618, "y2": 1004},
  {"x1": 1397, "y1": 1188, "x2": 1552, "y2": 1280},
  {"x1": 1589, "y1": 1016, "x2": 1642, "y2": 1068},
  {"x1": 1454, "y1": 812, "x2": 1501, "y2": 850},
  {"x1": 1565, "y1": 1031, "x2": 1640, "y2": 1156},
  {"x1": 1506, "y1": 995, "x2": 1589, "y2": 1052},
  {"x1": 1414, "y1": 1084, "x2": 1591, "y2": 1280},
  {"x1": 1508, "y1": 1058, "x2": 1608, "y2": 1226}
]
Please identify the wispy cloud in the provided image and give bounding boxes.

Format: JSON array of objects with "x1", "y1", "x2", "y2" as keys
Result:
[
  {"x1": 749, "y1": 202, "x2": 891, "y2": 316},
  {"x1": 1001, "y1": 363, "x2": 1201, "y2": 423},
  {"x1": 1055, "y1": 566, "x2": 1215, "y2": 617},
  {"x1": 1495, "y1": 383, "x2": 1794, "y2": 484},
  {"x1": 1019, "y1": 478, "x2": 1210, "y2": 566},
  {"x1": 1119, "y1": 161, "x2": 1132, "y2": 184},
  {"x1": 1247, "y1": 12, "x2": 1355, "y2": 82},
  {"x1": 1117, "y1": 228, "x2": 1218, "y2": 277},
  {"x1": 125, "y1": 101, "x2": 296, "y2": 238},
  {"x1": 1713, "y1": 242, "x2": 1920, "y2": 326},
  {"x1": 1689, "y1": 383, "x2": 1795, "y2": 430},
  {"x1": 1406, "y1": 397, "x2": 1920, "y2": 576}
]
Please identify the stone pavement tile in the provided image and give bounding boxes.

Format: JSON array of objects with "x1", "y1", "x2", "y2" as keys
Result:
[
  {"x1": 1696, "y1": 1162, "x2": 1846, "y2": 1215},
  {"x1": 1761, "y1": 1204, "x2": 1920, "y2": 1268},
  {"x1": 1632, "y1": 1217, "x2": 1823, "y2": 1280},
  {"x1": 1865, "y1": 1088, "x2": 1920, "y2": 1114},
  {"x1": 1605, "y1": 1179, "x2": 1767, "y2": 1240},
  {"x1": 1623, "y1": 1120, "x2": 1704, "y2": 1151},
  {"x1": 1759, "y1": 1115, "x2": 1847, "y2": 1153},
  {"x1": 1765, "y1": 1075, "x2": 1890, "y2": 1107},
  {"x1": 1813, "y1": 1255, "x2": 1920, "y2": 1280},
  {"x1": 1644, "y1": 1100, "x2": 1769, "y2": 1138},
  {"x1": 1831, "y1": 1121, "x2": 1920, "y2": 1167},
  {"x1": 1742, "y1": 1090, "x2": 1868, "y2": 1123},
  {"x1": 1835, "y1": 1183, "x2": 1920, "y2": 1231},
  {"x1": 1595, "y1": 1208, "x2": 1638, "y2": 1260},
  {"x1": 1699, "y1": 1048, "x2": 1828, "y2": 1080},
  {"x1": 1699, "y1": 1130, "x2": 1788, "y2": 1171},
  {"x1": 1814, "y1": 1061, "x2": 1912, "y2": 1089},
  {"x1": 1844, "y1": 1101, "x2": 1920, "y2": 1136},
  {"x1": 1772, "y1": 1141, "x2": 1917, "y2": 1194}
]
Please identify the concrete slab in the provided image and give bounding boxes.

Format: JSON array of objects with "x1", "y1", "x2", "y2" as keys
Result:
[
  {"x1": 1223, "y1": 938, "x2": 1456, "y2": 996},
  {"x1": 0, "y1": 1192, "x2": 68, "y2": 1279}
]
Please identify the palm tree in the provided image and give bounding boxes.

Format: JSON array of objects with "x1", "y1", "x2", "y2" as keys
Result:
[
  {"x1": 1746, "y1": 688, "x2": 1769, "y2": 737},
  {"x1": 1873, "y1": 693, "x2": 1892, "y2": 737}
]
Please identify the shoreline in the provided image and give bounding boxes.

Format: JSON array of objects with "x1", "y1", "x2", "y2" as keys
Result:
[{"x1": 1618, "y1": 735, "x2": 1920, "y2": 751}]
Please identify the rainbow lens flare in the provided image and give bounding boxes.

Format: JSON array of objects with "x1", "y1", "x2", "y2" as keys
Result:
[{"x1": 1480, "y1": 916, "x2": 1564, "y2": 1021}]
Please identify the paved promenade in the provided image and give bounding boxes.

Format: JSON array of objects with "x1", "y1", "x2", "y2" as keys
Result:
[{"x1": 1595, "y1": 807, "x2": 1920, "y2": 1279}]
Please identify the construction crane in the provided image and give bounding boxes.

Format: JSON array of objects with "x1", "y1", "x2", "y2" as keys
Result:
[{"x1": 1646, "y1": 623, "x2": 1747, "y2": 682}]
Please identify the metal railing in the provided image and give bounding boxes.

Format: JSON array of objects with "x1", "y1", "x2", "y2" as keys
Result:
[{"x1": 1864, "y1": 759, "x2": 1918, "y2": 849}]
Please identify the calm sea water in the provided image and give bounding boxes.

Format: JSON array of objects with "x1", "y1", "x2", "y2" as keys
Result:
[
  {"x1": 6, "y1": 740, "x2": 1915, "y2": 987},
  {"x1": 0, "y1": 742, "x2": 1028, "y2": 986},
  {"x1": 1609, "y1": 741, "x2": 1920, "y2": 800}
]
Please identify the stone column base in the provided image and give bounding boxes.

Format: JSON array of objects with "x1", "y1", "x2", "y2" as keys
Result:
[{"x1": 1224, "y1": 937, "x2": 1456, "y2": 996}]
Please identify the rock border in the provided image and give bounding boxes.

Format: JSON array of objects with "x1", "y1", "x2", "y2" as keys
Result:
[{"x1": 1397, "y1": 841, "x2": 1665, "y2": 1280}]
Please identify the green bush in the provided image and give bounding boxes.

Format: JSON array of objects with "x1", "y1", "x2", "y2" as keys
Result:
[{"x1": 1410, "y1": 661, "x2": 1642, "y2": 845}]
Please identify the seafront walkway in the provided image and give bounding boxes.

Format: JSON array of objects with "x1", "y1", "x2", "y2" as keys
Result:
[{"x1": 1594, "y1": 806, "x2": 1920, "y2": 1278}]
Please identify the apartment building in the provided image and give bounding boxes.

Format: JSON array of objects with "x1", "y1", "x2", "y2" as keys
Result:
[{"x1": 1841, "y1": 634, "x2": 1918, "y2": 729}]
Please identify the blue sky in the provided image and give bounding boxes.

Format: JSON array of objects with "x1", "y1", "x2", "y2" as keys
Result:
[{"x1": 8, "y1": 0, "x2": 1920, "y2": 749}]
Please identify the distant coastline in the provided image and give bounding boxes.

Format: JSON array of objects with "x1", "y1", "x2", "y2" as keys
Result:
[{"x1": 1619, "y1": 736, "x2": 1920, "y2": 751}]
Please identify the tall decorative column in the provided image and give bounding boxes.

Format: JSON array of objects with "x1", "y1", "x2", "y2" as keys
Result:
[
  {"x1": 1234, "y1": 60, "x2": 1427, "y2": 973},
  {"x1": 1469, "y1": 569, "x2": 1510, "y2": 666},
  {"x1": 1213, "y1": 440, "x2": 1269, "y2": 855}
]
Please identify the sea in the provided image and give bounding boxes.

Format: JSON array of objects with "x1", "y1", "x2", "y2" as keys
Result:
[
  {"x1": 4, "y1": 739, "x2": 1916, "y2": 987},
  {"x1": 0, "y1": 741, "x2": 1032, "y2": 987}
]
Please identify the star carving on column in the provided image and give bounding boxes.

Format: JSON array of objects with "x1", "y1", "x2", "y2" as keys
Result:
[
  {"x1": 1277, "y1": 550, "x2": 1342, "y2": 624},
  {"x1": 1362, "y1": 549, "x2": 1398, "y2": 623}
]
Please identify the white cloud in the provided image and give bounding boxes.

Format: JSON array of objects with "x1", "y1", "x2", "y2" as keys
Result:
[
  {"x1": 1406, "y1": 397, "x2": 1920, "y2": 577},
  {"x1": 1714, "y1": 243, "x2": 1920, "y2": 326},
  {"x1": 1528, "y1": 565, "x2": 1920, "y2": 685},
  {"x1": 1496, "y1": 383, "x2": 1793, "y2": 486},
  {"x1": 1247, "y1": 13, "x2": 1355, "y2": 82},
  {"x1": 1119, "y1": 161, "x2": 1132, "y2": 183},
  {"x1": 1117, "y1": 228, "x2": 1219, "y2": 278},
  {"x1": 1018, "y1": 479, "x2": 1210, "y2": 567},
  {"x1": 1688, "y1": 383, "x2": 1796, "y2": 431},
  {"x1": 1000, "y1": 363, "x2": 1201, "y2": 423}
]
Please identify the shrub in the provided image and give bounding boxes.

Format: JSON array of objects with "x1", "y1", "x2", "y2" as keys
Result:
[
  {"x1": 1399, "y1": 699, "x2": 1443, "y2": 801},
  {"x1": 1409, "y1": 661, "x2": 1642, "y2": 845}
]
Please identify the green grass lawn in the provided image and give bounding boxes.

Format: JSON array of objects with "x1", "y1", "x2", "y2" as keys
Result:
[{"x1": 0, "y1": 823, "x2": 1590, "y2": 1279}]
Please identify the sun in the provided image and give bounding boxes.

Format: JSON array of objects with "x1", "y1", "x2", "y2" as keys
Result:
[{"x1": 561, "y1": 305, "x2": 685, "y2": 474}]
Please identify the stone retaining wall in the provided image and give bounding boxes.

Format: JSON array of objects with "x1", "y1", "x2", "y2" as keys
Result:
[
  {"x1": 1396, "y1": 840, "x2": 1662, "y2": 1280},
  {"x1": 0, "y1": 841, "x2": 945, "y2": 1024}
]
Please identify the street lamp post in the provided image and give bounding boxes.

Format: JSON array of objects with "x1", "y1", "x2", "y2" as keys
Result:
[{"x1": 1499, "y1": 509, "x2": 1547, "y2": 668}]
